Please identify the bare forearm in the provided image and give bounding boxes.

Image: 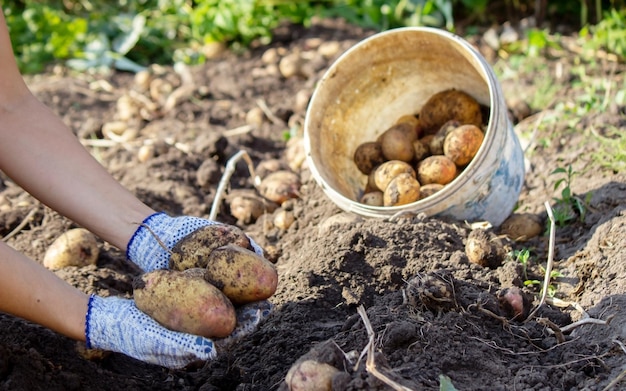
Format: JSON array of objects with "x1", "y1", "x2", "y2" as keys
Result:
[
  {"x1": 0, "y1": 94, "x2": 154, "y2": 250},
  {"x1": 0, "y1": 241, "x2": 88, "y2": 340}
]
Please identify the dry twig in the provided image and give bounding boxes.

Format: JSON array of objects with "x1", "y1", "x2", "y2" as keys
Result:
[
  {"x1": 2, "y1": 208, "x2": 38, "y2": 242},
  {"x1": 526, "y1": 201, "x2": 556, "y2": 320}
]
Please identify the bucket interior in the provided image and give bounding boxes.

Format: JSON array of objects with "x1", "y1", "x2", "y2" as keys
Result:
[{"x1": 305, "y1": 28, "x2": 492, "y2": 203}]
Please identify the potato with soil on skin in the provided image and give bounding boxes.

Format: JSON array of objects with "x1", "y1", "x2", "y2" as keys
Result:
[
  {"x1": 412, "y1": 139, "x2": 431, "y2": 162},
  {"x1": 133, "y1": 269, "x2": 237, "y2": 338},
  {"x1": 360, "y1": 190, "x2": 384, "y2": 206},
  {"x1": 379, "y1": 122, "x2": 417, "y2": 162},
  {"x1": 444, "y1": 124, "x2": 485, "y2": 166},
  {"x1": 373, "y1": 160, "x2": 416, "y2": 191},
  {"x1": 43, "y1": 228, "x2": 99, "y2": 270},
  {"x1": 419, "y1": 183, "x2": 444, "y2": 199},
  {"x1": 258, "y1": 170, "x2": 301, "y2": 205},
  {"x1": 169, "y1": 224, "x2": 253, "y2": 271},
  {"x1": 465, "y1": 228, "x2": 505, "y2": 268},
  {"x1": 416, "y1": 155, "x2": 457, "y2": 185},
  {"x1": 419, "y1": 89, "x2": 483, "y2": 134},
  {"x1": 228, "y1": 190, "x2": 278, "y2": 224},
  {"x1": 499, "y1": 213, "x2": 544, "y2": 241},
  {"x1": 395, "y1": 114, "x2": 422, "y2": 137},
  {"x1": 429, "y1": 120, "x2": 460, "y2": 155},
  {"x1": 353, "y1": 141, "x2": 385, "y2": 175},
  {"x1": 497, "y1": 286, "x2": 531, "y2": 320},
  {"x1": 383, "y1": 173, "x2": 421, "y2": 206},
  {"x1": 285, "y1": 359, "x2": 340, "y2": 391},
  {"x1": 205, "y1": 244, "x2": 278, "y2": 304}
]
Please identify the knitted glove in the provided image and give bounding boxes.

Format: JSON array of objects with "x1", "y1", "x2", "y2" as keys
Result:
[
  {"x1": 85, "y1": 295, "x2": 215, "y2": 369},
  {"x1": 127, "y1": 212, "x2": 264, "y2": 272},
  {"x1": 215, "y1": 300, "x2": 273, "y2": 351}
]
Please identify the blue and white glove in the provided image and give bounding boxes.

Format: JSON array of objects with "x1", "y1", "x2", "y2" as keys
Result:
[
  {"x1": 85, "y1": 295, "x2": 273, "y2": 368},
  {"x1": 85, "y1": 295, "x2": 215, "y2": 369},
  {"x1": 126, "y1": 212, "x2": 264, "y2": 272}
]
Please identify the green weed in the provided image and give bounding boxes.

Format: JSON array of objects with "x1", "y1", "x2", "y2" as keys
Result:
[{"x1": 550, "y1": 165, "x2": 591, "y2": 226}]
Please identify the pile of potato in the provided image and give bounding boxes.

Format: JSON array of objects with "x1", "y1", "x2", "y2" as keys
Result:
[
  {"x1": 134, "y1": 224, "x2": 278, "y2": 339},
  {"x1": 353, "y1": 89, "x2": 486, "y2": 207}
]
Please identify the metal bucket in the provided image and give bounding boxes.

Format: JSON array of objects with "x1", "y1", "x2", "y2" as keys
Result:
[{"x1": 303, "y1": 27, "x2": 525, "y2": 226}]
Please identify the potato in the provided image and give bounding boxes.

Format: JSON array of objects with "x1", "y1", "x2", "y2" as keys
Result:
[
  {"x1": 419, "y1": 183, "x2": 444, "y2": 199},
  {"x1": 412, "y1": 139, "x2": 431, "y2": 162},
  {"x1": 366, "y1": 168, "x2": 381, "y2": 192},
  {"x1": 43, "y1": 228, "x2": 99, "y2": 270},
  {"x1": 383, "y1": 173, "x2": 421, "y2": 206},
  {"x1": 419, "y1": 89, "x2": 483, "y2": 134},
  {"x1": 499, "y1": 213, "x2": 543, "y2": 241},
  {"x1": 258, "y1": 170, "x2": 301, "y2": 205},
  {"x1": 465, "y1": 229, "x2": 505, "y2": 268},
  {"x1": 360, "y1": 191, "x2": 384, "y2": 206},
  {"x1": 274, "y1": 209, "x2": 295, "y2": 230},
  {"x1": 133, "y1": 269, "x2": 236, "y2": 338},
  {"x1": 374, "y1": 160, "x2": 416, "y2": 191},
  {"x1": 285, "y1": 359, "x2": 339, "y2": 391},
  {"x1": 429, "y1": 120, "x2": 460, "y2": 155},
  {"x1": 205, "y1": 244, "x2": 278, "y2": 304},
  {"x1": 444, "y1": 124, "x2": 484, "y2": 166},
  {"x1": 228, "y1": 190, "x2": 278, "y2": 224},
  {"x1": 169, "y1": 224, "x2": 253, "y2": 271},
  {"x1": 353, "y1": 141, "x2": 385, "y2": 175},
  {"x1": 416, "y1": 155, "x2": 457, "y2": 185},
  {"x1": 497, "y1": 286, "x2": 530, "y2": 320},
  {"x1": 379, "y1": 123, "x2": 416, "y2": 162}
]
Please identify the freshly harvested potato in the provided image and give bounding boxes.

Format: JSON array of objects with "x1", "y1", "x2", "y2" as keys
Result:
[
  {"x1": 419, "y1": 89, "x2": 483, "y2": 134},
  {"x1": 444, "y1": 124, "x2": 484, "y2": 166},
  {"x1": 379, "y1": 123, "x2": 417, "y2": 162},
  {"x1": 419, "y1": 183, "x2": 444, "y2": 199},
  {"x1": 416, "y1": 155, "x2": 457, "y2": 185},
  {"x1": 353, "y1": 141, "x2": 385, "y2": 175},
  {"x1": 499, "y1": 213, "x2": 543, "y2": 241},
  {"x1": 43, "y1": 228, "x2": 99, "y2": 270},
  {"x1": 366, "y1": 169, "x2": 380, "y2": 192},
  {"x1": 395, "y1": 114, "x2": 422, "y2": 137},
  {"x1": 497, "y1": 286, "x2": 531, "y2": 320},
  {"x1": 374, "y1": 160, "x2": 416, "y2": 191},
  {"x1": 169, "y1": 224, "x2": 253, "y2": 271},
  {"x1": 285, "y1": 359, "x2": 340, "y2": 391},
  {"x1": 134, "y1": 269, "x2": 236, "y2": 338},
  {"x1": 360, "y1": 191, "x2": 384, "y2": 206},
  {"x1": 429, "y1": 120, "x2": 460, "y2": 155},
  {"x1": 412, "y1": 139, "x2": 431, "y2": 162},
  {"x1": 274, "y1": 209, "x2": 295, "y2": 230},
  {"x1": 465, "y1": 229, "x2": 505, "y2": 268},
  {"x1": 228, "y1": 190, "x2": 278, "y2": 224},
  {"x1": 383, "y1": 173, "x2": 421, "y2": 206},
  {"x1": 205, "y1": 244, "x2": 278, "y2": 304},
  {"x1": 258, "y1": 170, "x2": 301, "y2": 205}
]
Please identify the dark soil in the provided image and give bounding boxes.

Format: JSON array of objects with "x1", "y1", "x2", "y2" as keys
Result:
[{"x1": 1, "y1": 17, "x2": 625, "y2": 391}]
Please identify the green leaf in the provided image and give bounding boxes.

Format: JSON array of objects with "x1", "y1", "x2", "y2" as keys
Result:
[{"x1": 439, "y1": 374, "x2": 459, "y2": 391}]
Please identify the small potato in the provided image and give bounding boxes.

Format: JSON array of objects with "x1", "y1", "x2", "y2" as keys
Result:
[
  {"x1": 499, "y1": 213, "x2": 543, "y2": 241},
  {"x1": 379, "y1": 123, "x2": 417, "y2": 162},
  {"x1": 444, "y1": 124, "x2": 484, "y2": 166},
  {"x1": 412, "y1": 139, "x2": 431, "y2": 162},
  {"x1": 429, "y1": 120, "x2": 460, "y2": 155},
  {"x1": 366, "y1": 168, "x2": 380, "y2": 192},
  {"x1": 465, "y1": 229, "x2": 505, "y2": 268},
  {"x1": 498, "y1": 286, "x2": 531, "y2": 320},
  {"x1": 169, "y1": 225, "x2": 253, "y2": 271},
  {"x1": 374, "y1": 160, "x2": 416, "y2": 191},
  {"x1": 353, "y1": 141, "x2": 385, "y2": 175},
  {"x1": 43, "y1": 228, "x2": 99, "y2": 270},
  {"x1": 360, "y1": 191, "x2": 384, "y2": 206},
  {"x1": 205, "y1": 244, "x2": 278, "y2": 304},
  {"x1": 395, "y1": 114, "x2": 422, "y2": 138},
  {"x1": 383, "y1": 173, "x2": 421, "y2": 206},
  {"x1": 258, "y1": 170, "x2": 301, "y2": 205},
  {"x1": 285, "y1": 359, "x2": 339, "y2": 391},
  {"x1": 419, "y1": 183, "x2": 444, "y2": 199},
  {"x1": 416, "y1": 155, "x2": 457, "y2": 185},
  {"x1": 134, "y1": 269, "x2": 236, "y2": 338},
  {"x1": 419, "y1": 89, "x2": 483, "y2": 134},
  {"x1": 228, "y1": 190, "x2": 278, "y2": 224},
  {"x1": 274, "y1": 209, "x2": 295, "y2": 230}
]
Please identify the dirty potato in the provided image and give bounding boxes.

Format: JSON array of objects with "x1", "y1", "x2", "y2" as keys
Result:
[
  {"x1": 499, "y1": 213, "x2": 543, "y2": 241},
  {"x1": 353, "y1": 141, "x2": 385, "y2": 175},
  {"x1": 412, "y1": 139, "x2": 431, "y2": 162},
  {"x1": 416, "y1": 155, "x2": 457, "y2": 185},
  {"x1": 169, "y1": 224, "x2": 253, "y2": 271},
  {"x1": 395, "y1": 114, "x2": 422, "y2": 137},
  {"x1": 360, "y1": 191, "x2": 384, "y2": 206},
  {"x1": 465, "y1": 228, "x2": 505, "y2": 268},
  {"x1": 379, "y1": 123, "x2": 417, "y2": 162},
  {"x1": 285, "y1": 359, "x2": 340, "y2": 391},
  {"x1": 419, "y1": 89, "x2": 483, "y2": 134},
  {"x1": 383, "y1": 173, "x2": 421, "y2": 206},
  {"x1": 419, "y1": 183, "x2": 444, "y2": 199},
  {"x1": 43, "y1": 228, "x2": 99, "y2": 270},
  {"x1": 205, "y1": 244, "x2": 278, "y2": 304},
  {"x1": 444, "y1": 124, "x2": 484, "y2": 166},
  {"x1": 133, "y1": 269, "x2": 236, "y2": 338},
  {"x1": 258, "y1": 170, "x2": 301, "y2": 205},
  {"x1": 228, "y1": 190, "x2": 278, "y2": 224},
  {"x1": 374, "y1": 160, "x2": 416, "y2": 191}
]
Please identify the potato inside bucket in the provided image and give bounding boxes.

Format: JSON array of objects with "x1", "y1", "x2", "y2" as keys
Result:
[{"x1": 304, "y1": 27, "x2": 524, "y2": 225}]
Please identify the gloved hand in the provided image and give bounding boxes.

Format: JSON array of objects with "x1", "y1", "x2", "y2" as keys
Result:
[
  {"x1": 127, "y1": 212, "x2": 264, "y2": 272},
  {"x1": 85, "y1": 295, "x2": 273, "y2": 369}
]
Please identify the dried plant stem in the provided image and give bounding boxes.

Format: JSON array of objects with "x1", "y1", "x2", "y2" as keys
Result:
[
  {"x1": 526, "y1": 201, "x2": 556, "y2": 320},
  {"x1": 209, "y1": 150, "x2": 259, "y2": 221},
  {"x1": 2, "y1": 208, "x2": 38, "y2": 242}
]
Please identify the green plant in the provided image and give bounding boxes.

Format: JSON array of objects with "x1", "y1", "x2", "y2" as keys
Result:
[
  {"x1": 509, "y1": 248, "x2": 562, "y2": 298},
  {"x1": 523, "y1": 265, "x2": 563, "y2": 298},
  {"x1": 550, "y1": 165, "x2": 591, "y2": 226},
  {"x1": 580, "y1": 7, "x2": 626, "y2": 60},
  {"x1": 510, "y1": 248, "x2": 532, "y2": 280}
]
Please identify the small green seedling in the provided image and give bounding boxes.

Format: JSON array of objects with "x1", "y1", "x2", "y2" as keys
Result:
[
  {"x1": 551, "y1": 165, "x2": 591, "y2": 226},
  {"x1": 524, "y1": 265, "x2": 563, "y2": 298}
]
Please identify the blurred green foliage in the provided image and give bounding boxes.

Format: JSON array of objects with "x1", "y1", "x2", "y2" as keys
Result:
[{"x1": 2, "y1": 0, "x2": 624, "y2": 73}]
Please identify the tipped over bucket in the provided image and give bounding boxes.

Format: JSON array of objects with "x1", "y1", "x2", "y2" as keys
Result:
[{"x1": 304, "y1": 27, "x2": 525, "y2": 226}]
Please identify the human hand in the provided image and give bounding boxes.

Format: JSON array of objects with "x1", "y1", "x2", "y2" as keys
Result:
[{"x1": 126, "y1": 212, "x2": 264, "y2": 272}]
